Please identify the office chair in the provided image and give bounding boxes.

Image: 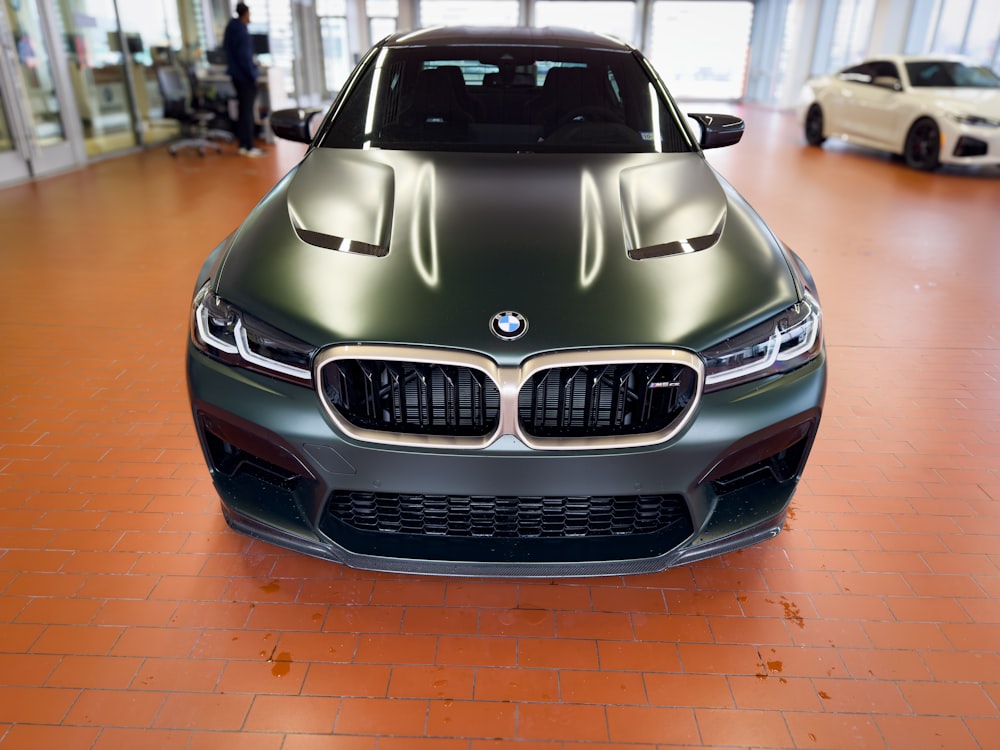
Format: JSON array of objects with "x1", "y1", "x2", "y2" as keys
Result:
[{"x1": 156, "y1": 61, "x2": 233, "y2": 156}]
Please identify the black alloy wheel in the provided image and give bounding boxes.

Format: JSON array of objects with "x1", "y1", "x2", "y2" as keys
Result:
[
  {"x1": 804, "y1": 105, "x2": 826, "y2": 146},
  {"x1": 904, "y1": 118, "x2": 941, "y2": 171}
]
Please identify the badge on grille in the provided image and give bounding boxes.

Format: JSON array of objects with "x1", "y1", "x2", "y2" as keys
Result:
[{"x1": 491, "y1": 311, "x2": 527, "y2": 340}]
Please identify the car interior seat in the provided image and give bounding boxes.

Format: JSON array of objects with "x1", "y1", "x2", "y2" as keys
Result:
[
  {"x1": 396, "y1": 66, "x2": 480, "y2": 141},
  {"x1": 525, "y1": 66, "x2": 615, "y2": 135}
]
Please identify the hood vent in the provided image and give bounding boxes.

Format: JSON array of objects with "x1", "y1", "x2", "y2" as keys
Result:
[
  {"x1": 286, "y1": 150, "x2": 395, "y2": 259},
  {"x1": 292, "y1": 226, "x2": 389, "y2": 257},
  {"x1": 619, "y1": 157, "x2": 728, "y2": 263},
  {"x1": 627, "y1": 218, "x2": 724, "y2": 260}
]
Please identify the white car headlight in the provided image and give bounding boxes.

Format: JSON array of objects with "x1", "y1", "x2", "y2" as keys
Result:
[
  {"x1": 945, "y1": 112, "x2": 1000, "y2": 128},
  {"x1": 702, "y1": 292, "x2": 822, "y2": 392},
  {"x1": 192, "y1": 281, "x2": 316, "y2": 383}
]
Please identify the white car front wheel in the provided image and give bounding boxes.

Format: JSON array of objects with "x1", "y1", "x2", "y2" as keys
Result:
[{"x1": 903, "y1": 118, "x2": 941, "y2": 171}]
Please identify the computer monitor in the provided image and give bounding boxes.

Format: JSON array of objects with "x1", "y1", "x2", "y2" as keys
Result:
[
  {"x1": 107, "y1": 31, "x2": 144, "y2": 55},
  {"x1": 251, "y1": 33, "x2": 270, "y2": 56},
  {"x1": 125, "y1": 34, "x2": 144, "y2": 54}
]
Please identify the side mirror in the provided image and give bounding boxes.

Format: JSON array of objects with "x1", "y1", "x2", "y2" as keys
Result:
[
  {"x1": 269, "y1": 107, "x2": 325, "y2": 144},
  {"x1": 873, "y1": 76, "x2": 902, "y2": 91},
  {"x1": 687, "y1": 113, "x2": 745, "y2": 149}
]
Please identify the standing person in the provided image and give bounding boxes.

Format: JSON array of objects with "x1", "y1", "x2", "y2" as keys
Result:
[{"x1": 223, "y1": 2, "x2": 262, "y2": 156}]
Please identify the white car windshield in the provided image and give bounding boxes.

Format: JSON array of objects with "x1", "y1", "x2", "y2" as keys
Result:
[{"x1": 906, "y1": 61, "x2": 1000, "y2": 88}]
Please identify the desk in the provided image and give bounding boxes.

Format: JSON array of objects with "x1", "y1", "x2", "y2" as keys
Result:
[{"x1": 198, "y1": 67, "x2": 288, "y2": 143}]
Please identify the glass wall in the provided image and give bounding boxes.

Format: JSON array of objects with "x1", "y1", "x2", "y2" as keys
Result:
[
  {"x1": 52, "y1": 0, "x2": 186, "y2": 156},
  {"x1": 534, "y1": 1, "x2": 636, "y2": 46},
  {"x1": 116, "y1": 0, "x2": 183, "y2": 146},
  {"x1": 1, "y1": 0, "x2": 82, "y2": 183},
  {"x1": 649, "y1": 1, "x2": 754, "y2": 100},
  {"x1": 6, "y1": 0, "x2": 66, "y2": 146},
  {"x1": 930, "y1": 0, "x2": 974, "y2": 55},
  {"x1": 246, "y1": 0, "x2": 296, "y2": 96},
  {"x1": 0, "y1": 96, "x2": 12, "y2": 152},
  {"x1": 825, "y1": 0, "x2": 876, "y2": 71},
  {"x1": 418, "y1": 0, "x2": 519, "y2": 26},
  {"x1": 368, "y1": 0, "x2": 398, "y2": 43},
  {"x1": 966, "y1": 0, "x2": 1000, "y2": 68},
  {"x1": 754, "y1": 0, "x2": 788, "y2": 101},
  {"x1": 317, "y1": 0, "x2": 352, "y2": 96},
  {"x1": 907, "y1": 0, "x2": 1000, "y2": 66}
]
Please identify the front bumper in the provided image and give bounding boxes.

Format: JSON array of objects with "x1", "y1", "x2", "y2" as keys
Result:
[
  {"x1": 187, "y1": 345, "x2": 826, "y2": 577},
  {"x1": 941, "y1": 120, "x2": 1000, "y2": 166}
]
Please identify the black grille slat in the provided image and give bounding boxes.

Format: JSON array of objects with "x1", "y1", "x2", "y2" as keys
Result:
[
  {"x1": 519, "y1": 362, "x2": 696, "y2": 438},
  {"x1": 322, "y1": 359, "x2": 501, "y2": 436},
  {"x1": 610, "y1": 365, "x2": 629, "y2": 429},
  {"x1": 326, "y1": 491, "x2": 690, "y2": 539}
]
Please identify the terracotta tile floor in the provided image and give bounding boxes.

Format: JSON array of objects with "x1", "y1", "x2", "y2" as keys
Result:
[{"x1": 0, "y1": 107, "x2": 998, "y2": 749}]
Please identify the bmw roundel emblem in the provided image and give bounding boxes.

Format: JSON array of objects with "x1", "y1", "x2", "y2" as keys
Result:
[{"x1": 491, "y1": 311, "x2": 528, "y2": 340}]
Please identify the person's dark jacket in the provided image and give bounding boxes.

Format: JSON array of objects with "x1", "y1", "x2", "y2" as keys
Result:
[{"x1": 223, "y1": 17, "x2": 258, "y2": 83}]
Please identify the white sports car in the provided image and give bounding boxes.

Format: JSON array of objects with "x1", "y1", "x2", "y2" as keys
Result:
[{"x1": 800, "y1": 55, "x2": 1000, "y2": 170}]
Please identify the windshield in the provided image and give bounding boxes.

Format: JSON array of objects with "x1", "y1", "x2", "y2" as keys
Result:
[
  {"x1": 319, "y1": 44, "x2": 694, "y2": 153},
  {"x1": 906, "y1": 60, "x2": 1000, "y2": 88}
]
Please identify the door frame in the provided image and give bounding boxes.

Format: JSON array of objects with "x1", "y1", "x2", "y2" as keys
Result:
[{"x1": 0, "y1": 0, "x2": 86, "y2": 186}]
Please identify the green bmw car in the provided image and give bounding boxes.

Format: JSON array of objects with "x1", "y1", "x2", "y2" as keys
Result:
[{"x1": 187, "y1": 26, "x2": 826, "y2": 576}]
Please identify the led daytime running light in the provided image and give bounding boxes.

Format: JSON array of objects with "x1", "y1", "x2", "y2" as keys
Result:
[
  {"x1": 193, "y1": 282, "x2": 313, "y2": 382},
  {"x1": 777, "y1": 300, "x2": 821, "y2": 362},
  {"x1": 234, "y1": 319, "x2": 311, "y2": 380},
  {"x1": 196, "y1": 296, "x2": 238, "y2": 354},
  {"x1": 703, "y1": 293, "x2": 821, "y2": 388},
  {"x1": 705, "y1": 335, "x2": 779, "y2": 386}
]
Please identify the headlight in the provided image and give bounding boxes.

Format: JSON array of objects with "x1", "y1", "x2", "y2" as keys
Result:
[
  {"x1": 702, "y1": 292, "x2": 822, "y2": 392},
  {"x1": 191, "y1": 281, "x2": 316, "y2": 383},
  {"x1": 946, "y1": 112, "x2": 1000, "y2": 128}
]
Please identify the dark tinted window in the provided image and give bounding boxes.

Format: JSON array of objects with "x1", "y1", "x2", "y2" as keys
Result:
[
  {"x1": 838, "y1": 63, "x2": 874, "y2": 83},
  {"x1": 869, "y1": 61, "x2": 900, "y2": 80},
  {"x1": 838, "y1": 61, "x2": 901, "y2": 86},
  {"x1": 906, "y1": 60, "x2": 1000, "y2": 88},
  {"x1": 319, "y1": 44, "x2": 693, "y2": 153}
]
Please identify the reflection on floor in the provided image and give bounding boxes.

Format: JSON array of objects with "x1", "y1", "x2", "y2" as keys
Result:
[
  {"x1": 83, "y1": 121, "x2": 181, "y2": 157},
  {"x1": 0, "y1": 108, "x2": 998, "y2": 748}
]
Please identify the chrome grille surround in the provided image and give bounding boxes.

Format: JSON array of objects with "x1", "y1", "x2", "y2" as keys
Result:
[{"x1": 315, "y1": 344, "x2": 704, "y2": 450}]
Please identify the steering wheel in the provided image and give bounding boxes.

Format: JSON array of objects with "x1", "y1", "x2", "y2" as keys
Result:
[
  {"x1": 545, "y1": 105, "x2": 638, "y2": 146},
  {"x1": 556, "y1": 105, "x2": 626, "y2": 128}
]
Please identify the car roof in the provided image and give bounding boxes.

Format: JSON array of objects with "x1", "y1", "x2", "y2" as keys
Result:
[
  {"x1": 381, "y1": 25, "x2": 635, "y2": 52},
  {"x1": 859, "y1": 54, "x2": 975, "y2": 66}
]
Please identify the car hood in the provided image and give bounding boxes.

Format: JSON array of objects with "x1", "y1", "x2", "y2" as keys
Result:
[
  {"x1": 913, "y1": 87, "x2": 1000, "y2": 117},
  {"x1": 216, "y1": 148, "x2": 799, "y2": 361}
]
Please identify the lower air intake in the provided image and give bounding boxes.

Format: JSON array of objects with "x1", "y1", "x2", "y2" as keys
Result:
[{"x1": 324, "y1": 491, "x2": 691, "y2": 538}]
